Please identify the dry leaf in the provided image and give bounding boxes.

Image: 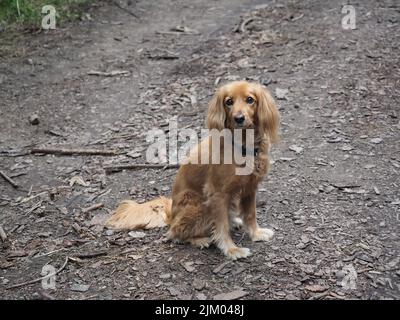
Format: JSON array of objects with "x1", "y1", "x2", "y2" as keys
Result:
[{"x1": 69, "y1": 176, "x2": 89, "y2": 187}]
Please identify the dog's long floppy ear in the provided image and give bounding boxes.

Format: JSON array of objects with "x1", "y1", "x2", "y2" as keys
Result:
[
  {"x1": 206, "y1": 88, "x2": 226, "y2": 130},
  {"x1": 255, "y1": 84, "x2": 280, "y2": 143}
]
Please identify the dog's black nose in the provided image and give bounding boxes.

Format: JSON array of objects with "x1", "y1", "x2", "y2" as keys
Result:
[{"x1": 234, "y1": 114, "x2": 245, "y2": 124}]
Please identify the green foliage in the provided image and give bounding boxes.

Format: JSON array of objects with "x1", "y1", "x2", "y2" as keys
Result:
[{"x1": 0, "y1": 0, "x2": 91, "y2": 29}]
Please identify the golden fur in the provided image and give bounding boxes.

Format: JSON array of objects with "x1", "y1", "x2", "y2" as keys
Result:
[{"x1": 107, "y1": 81, "x2": 280, "y2": 260}]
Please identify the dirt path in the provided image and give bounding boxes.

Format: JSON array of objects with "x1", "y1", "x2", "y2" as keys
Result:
[{"x1": 0, "y1": 0, "x2": 399, "y2": 300}]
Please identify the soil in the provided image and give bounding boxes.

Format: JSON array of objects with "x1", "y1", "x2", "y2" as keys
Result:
[{"x1": 0, "y1": 0, "x2": 399, "y2": 300}]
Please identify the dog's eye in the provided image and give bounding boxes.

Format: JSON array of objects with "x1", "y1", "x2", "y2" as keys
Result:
[
  {"x1": 225, "y1": 98, "x2": 234, "y2": 107},
  {"x1": 246, "y1": 96, "x2": 255, "y2": 104}
]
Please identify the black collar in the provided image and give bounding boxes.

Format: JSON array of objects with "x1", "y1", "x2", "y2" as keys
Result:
[{"x1": 232, "y1": 141, "x2": 259, "y2": 157}]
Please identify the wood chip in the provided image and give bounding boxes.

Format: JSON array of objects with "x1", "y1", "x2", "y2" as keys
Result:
[
  {"x1": 213, "y1": 290, "x2": 248, "y2": 300},
  {"x1": 82, "y1": 203, "x2": 104, "y2": 214},
  {"x1": 213, "y1": 261, "x2": 231, "y2": 274},
  {"x1": 0, "y1": 225, "x2": 7, "y2": 242},
  {"x1": 305, "y1": 284, "x2": 329, "y2": 292}
]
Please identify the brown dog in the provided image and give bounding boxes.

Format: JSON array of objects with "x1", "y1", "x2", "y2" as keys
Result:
[{"x1": 107, "y1": 81, "x2": 280, "y2": 260}]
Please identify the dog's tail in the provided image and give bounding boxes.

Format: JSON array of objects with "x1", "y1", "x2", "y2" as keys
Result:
[{"x1": 106, "y1": 197, "x2": 172, "y2": 230}]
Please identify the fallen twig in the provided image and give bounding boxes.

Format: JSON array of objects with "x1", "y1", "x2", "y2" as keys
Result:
[
  {"x1": 0, "y1": 150, "x2": 30, "y2": 157},
  {"x1": 75, "y1": 251, "x2": 108, "y2": 259},
  {"x1": 6, "y1": 256, "x2": 69, "y2": 290},
  {"x1": 34, "y1": 248, "x2": 66, "y2": 259},
  {"x1": 104, "y1": 163, "x2": 180, "y2": 173},
  {"x1": 82, "y1": 203, "x2": 104, "y2": 214},
  {"x1": 147, "y1": 49, "x2": 179, "y2": 60},
  {"x1": 112, "y1": 0, "x2": 139, "y2": 18},
  {"x1": 0, "y1": 170, "x2": 20, "y2": 189},
  {"x1": 87, "y1": 70, "x2": 129, "y2": 77},
  {"x1": 234, "y1": 17, "x2": 259, "y2": 33},
  {"x1": 31, "y1": 148, "x2": 118, "y2": 156},
  {"x1": 26, "y1": 200, "x2": 43, "y2": 215},
  {"x1": 0, "y1": 225, "x2": 7, "y2": 242},
  {"x1": 291, "y1": 13, "x2": 304, "y2": 22}
]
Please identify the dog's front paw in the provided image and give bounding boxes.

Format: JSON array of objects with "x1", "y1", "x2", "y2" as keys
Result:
[
  {"x1": 189, "y1": 237, "x2": 212, "y2": 249},
  {"x1": 251, "y1": 228, "x2": 274, "y2": 242},
  {"x1": 226, "y1": 247, "x2": 251, "y2": 260}
]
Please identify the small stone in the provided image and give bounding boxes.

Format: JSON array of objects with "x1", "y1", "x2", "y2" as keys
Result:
[
  {"x1": 370, "y1": 138, "x2": 382, "y2": 144},
  {"x1": 289, "y1": 145, "x2": 303, "y2": 154},
  {"x1": 196, "y1": 293, "x2": 207, "y2": 300},
  {"x1": 168, "y1": 287, "x2": 180, "y2": 296},
  {"x1": 325, "y1": 185, "x2": 336, "y2": 193},
  {"x1": 280, "y1": 157, "x2": 295, "y2": 162},
  {"x1": 32, "y1": 292, "x2": 41, "y2": 299},
  {"x1": 128, "y1": 231, "x2": 146, "y2": 238},
  {"x1": 275, "y1": 88, "x2": 289, "y2": 100},
  {"x1": 159, "y1": 273, "x2": 171, "y2": 279},
  {"x1": 105, "y1": 229, "x2": 114, "y2": 236},
  {"x1": 262, "y1": 77, "x2": 272, "y2": 86},
  {"x1": 341, "y1": 145, "x2": 353, "y2": 151},
  {"x1": 71, "y1": 284, "x2": 90, "y2": 292},
  {"x1": 127, "y1": 151, "x2": 142, "y2": 158},
  {"x1": 182, "y1": 261, "x2": 196, "y2": 272},
  {"x1": 336, "y1": 270, "x2": 346, "y2": 280},
  {"x1": 29, "y1": 114, "x2": 40, "y2": 125},
  {"x1": 301, "y1": 235, "x2": 310, "y2": 243},
  {"x1": 192, "y1": 279, "x2": 206, "y2": 290}
]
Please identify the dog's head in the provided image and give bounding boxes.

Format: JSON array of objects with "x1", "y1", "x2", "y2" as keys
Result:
[{"x1": 206, "y1": 81, "x2": 280, "y2": 142}]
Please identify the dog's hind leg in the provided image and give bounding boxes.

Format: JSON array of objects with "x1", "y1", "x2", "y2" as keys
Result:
[{"x1": 167, "y1": 190, "x2": 211, "y2": 242}]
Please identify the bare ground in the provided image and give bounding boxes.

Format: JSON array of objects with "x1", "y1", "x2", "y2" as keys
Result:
[{"x1": 0, "y1": 0, "x2": 399, "y2": 300}]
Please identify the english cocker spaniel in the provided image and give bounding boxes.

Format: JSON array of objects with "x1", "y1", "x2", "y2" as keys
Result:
[{"x1": 107, "y1": 81, "x2": 280, "y2": 260}]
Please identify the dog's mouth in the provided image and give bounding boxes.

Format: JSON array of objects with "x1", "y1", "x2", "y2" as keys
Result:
[{"x1": 233, "y1": 122, "x2": 254, "y2": 129}]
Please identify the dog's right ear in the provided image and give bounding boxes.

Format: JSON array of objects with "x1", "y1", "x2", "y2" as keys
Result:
[{"x1": 206, "y1": 89, "x2": 226, "y2": 130}]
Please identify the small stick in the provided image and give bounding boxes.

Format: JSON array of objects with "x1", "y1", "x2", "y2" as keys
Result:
[
  {"x1": 234, "y1": 17, "x2": 258, "y2": 33},
  {"x1": 75, "y1": 251, "x2": 108, "y2": 259},
  {"x1": 113, "y1": 0, "x2": 139, "y2": 18},
  {"x1": 104, "y1": 163, "x2": 180, "y2": 173},
  {"x1": 31, "y1": 148, "x2": 118, "y2": 156},
  {"x1": 6, "y1": 256, "x2": 69, "y2": 290},
  {"x1": 0, "y1": 225, "x2": 7, "y2": 242},
  {"x1": 82, "y1": 203, "x2": 104, "y2": 214},
  {"x1": 0, "y1": 170, "x2": 19, "y2": 189},
  {"x1": 309, "y1": 291, "x2": 330, "y2": 300}
]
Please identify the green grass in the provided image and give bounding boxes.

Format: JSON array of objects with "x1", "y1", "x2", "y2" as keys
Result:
[{"x1": 0, "y1": 0, "x2": 92, "y2": 30}]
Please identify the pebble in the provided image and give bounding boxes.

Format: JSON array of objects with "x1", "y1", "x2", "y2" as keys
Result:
[
  {"x1": 370, "y1": 138, "x2": 383, "y2": 144},
  {"x1": 192, "y1": 279, "x2": 206, "y2": 290},
  {"x1": 71, "y1": 284, "x2": 90, "y2": 292},
  {"x1": 29, "y1": 114, "x2": 40, "y2": 125},
  {"x1": 196, "y1": 293, "x2": 207, "y2": 300},
  {"x1": 275, "y1": 88, "x2": 289, "y2": 100},
  {"x1": 128, "y1": 231, "x2": 146, "y2": 238}
]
